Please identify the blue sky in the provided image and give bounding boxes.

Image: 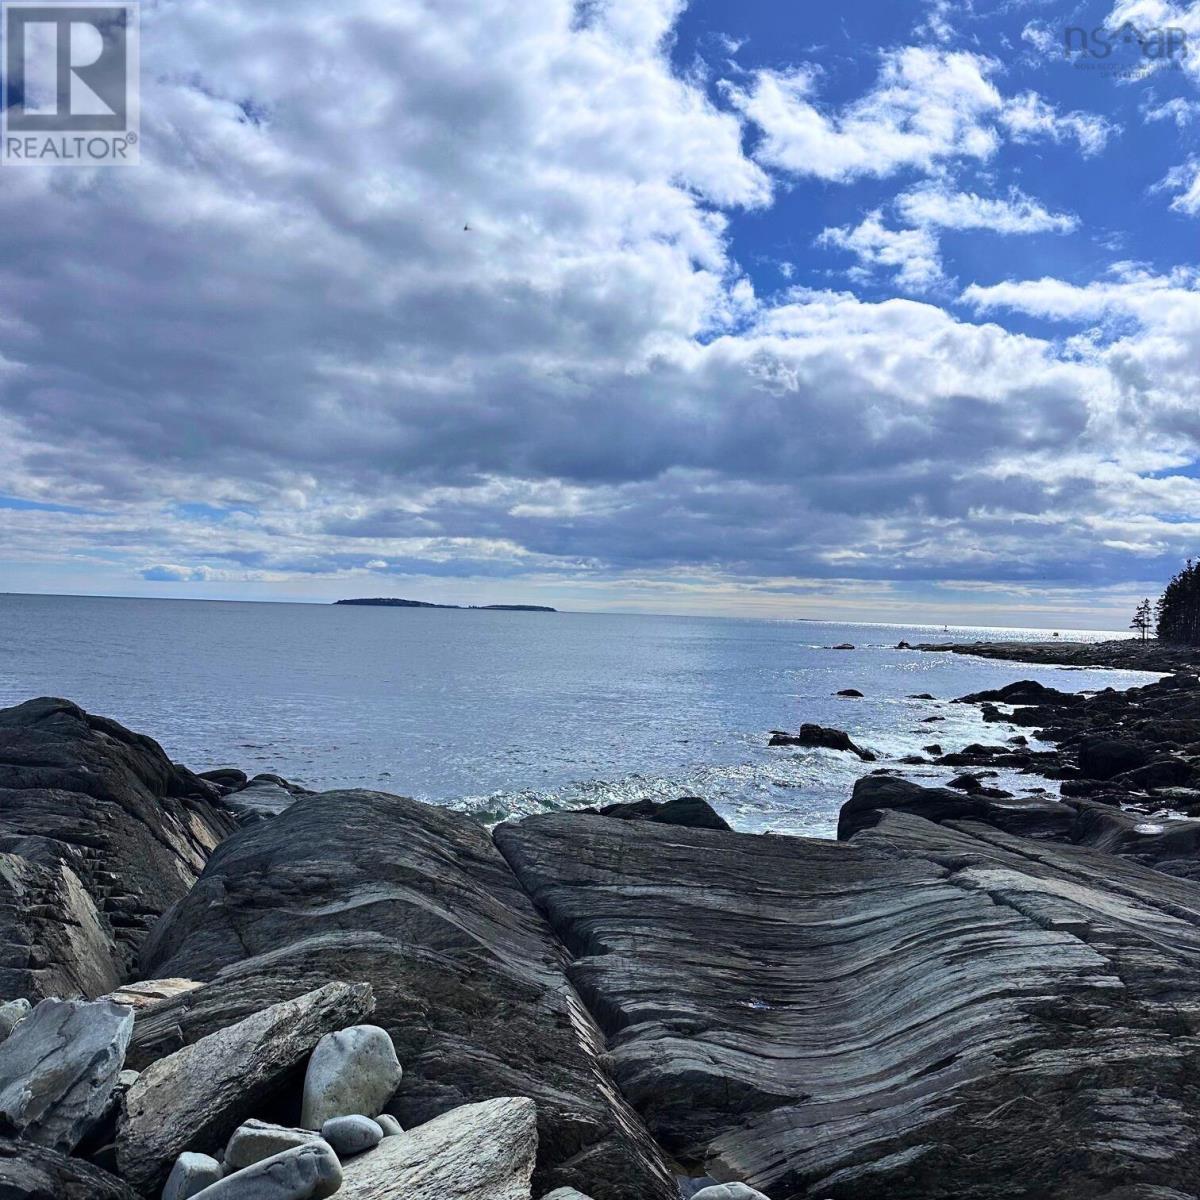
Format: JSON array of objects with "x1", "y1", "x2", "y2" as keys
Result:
[{"x1": 2, "y1": 0, "x2": 1200, "y2": 627}]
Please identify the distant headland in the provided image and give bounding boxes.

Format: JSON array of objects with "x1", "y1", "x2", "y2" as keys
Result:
[{"x1": 335, "y1": 597, "x2": 557, "y2": 612}]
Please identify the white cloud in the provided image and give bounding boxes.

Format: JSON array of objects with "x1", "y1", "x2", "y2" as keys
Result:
[
  {"x1": 1021, "y1": 21, "x2": 1058, "y2": 55},
  {"x1": 998, "y1": 92, "x2": 1117, "y2": 156},
  {"x1": 727, "y1": 47, "x2": 1116, "y2": 184},
  {"x1": 0, "y1": 0, "x2": 1195, "y2": 608},
  {"x1": 896, "y1": 184, "x2": 1079, "y2": 234},
  {"x1": 728, "y1": 50, "x2": 1002, "y2": 183},
  {"x1": 818, "y1": 213, "x2": 945, "y2": 292},
  {"x1": 1143, "y1": 96, "x2": 1200, "y2": 126},
  {"x1": 1154, "y1": 158, "x2": 1200, "y2": 214}
]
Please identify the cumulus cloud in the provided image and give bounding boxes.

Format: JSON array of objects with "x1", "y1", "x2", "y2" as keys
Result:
[
  {"x1": 998, "y1": 91, "x2": 1117, "y2": 156},
  {"x1": 896, "y1": 184, "x2": 1079, "y2": 234},
  {"x1": 0, "y1": 0, "x2": 1195, "y2": 610},
  {"x1": 727, "y1": 47, "x2": 1115, "y2": 183},
  {"x1": 1143, "y1": 96, "x2": 1200, "y2": 126},
  {"x1": 817, "y1": 214, "x2": 945, "y2": 292},
  {"x1": 1155, "y1": 159, "x2": 1200, "y2": 214}
]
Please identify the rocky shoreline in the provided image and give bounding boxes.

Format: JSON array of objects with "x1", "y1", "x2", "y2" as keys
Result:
[{"x1": 5, "y1": 643, "x2": 1200, "y2": 1199}]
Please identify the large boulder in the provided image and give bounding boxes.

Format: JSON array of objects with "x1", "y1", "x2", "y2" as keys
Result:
[
  {"x1": 301, "y1": 1026, "x2": 401, "y2": 1128},
  {"x1": 141, "y1": 790, "x2": 676, "y2": 1200},
  {"x1": 116, "y1": 982, "x2": 372, "y2": 1195},
  {"x1": 339, "y1": 1097, "x2": 536, "y2": 1199},
  {"x1": 0, "y1": 1137, "x2": 140, "y2": 1200},
  {"x1": 0, "y1": 698, "x2": 239, "y2": 998},
  {"x1": 0, "y1": 998, "x2": 133, "y2": 1152},
  {"x1": 837, "y1": 774, "x2": 1076, "y2": 842}
]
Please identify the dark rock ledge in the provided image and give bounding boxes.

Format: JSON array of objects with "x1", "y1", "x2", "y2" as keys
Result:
[{"x1": 2, "y1": 691, "x2": 1200, "y2": 1199}]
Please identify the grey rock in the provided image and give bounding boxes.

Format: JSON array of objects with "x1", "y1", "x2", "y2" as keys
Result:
[
  {"x1": 188, "y1": 1141, "x2": 341, "y2": 1200},
  {"x1": 221, "y1": 780, "x2": 298, "y2": 823},
  {"x1": 225, "y1": 1121, "x2": 320, "y2": 1173},
  {"x1": 0, "y1": 1137, "x2": 139, "y2": 1199},
  {"x1": 373, "y1": 1114, "x2": 402, "y2": 1137},
  {"x1": 319, "y1": 1115, "x2": 382, "y2": 1159},
  {"x1": 339, "y1": 1097, "x2": 535, "y2": 1199},
  {"x1": 0, "y1": 999, "x2": 30, "y2": 1040},
  {"x1": 0, "y1": 997, "x2": 133, "y2": 1152},
  {"x1": 767, "y1": 724, "x2": 875, "y2": 761},
  {"x1": 116, "y1": 982, "x2": 373, "y2": 1196},
  {"x1": 0, "y1": 698, "x2": 238, "y2": 999},
  {"x1": 591, "y1": 797, "x2": 731, "y2": 832},
  {"x1": 540, "y1": 1191, "x2": 596, "y2": 1200},
  {"x1": 301, "y1": 1026, "x2": 401, "y2": 1128},
  {"x1": 838, "y1": 773, "x2": 1075, "y2": 841},
  {"x1": 691, "y1": 1187, "x2": 770, "y2": 1200},
  {"x1": 495, "y1": 803, "x2": 1200, "y2": 1200},
  {"x1": 163, "y1": 1151, "x2": 223, "y2": 1200},
  {"x1": 143, "y1": 789, "x2": 677, "y2": 1200}
]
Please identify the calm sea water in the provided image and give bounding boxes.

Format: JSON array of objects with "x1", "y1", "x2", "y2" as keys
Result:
[{"x1": 0, "y1": 594, "x2": 1159, "y2": 837}]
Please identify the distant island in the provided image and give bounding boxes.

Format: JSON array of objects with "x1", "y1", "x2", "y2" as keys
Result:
[{"x1": 335, "y1": 598, "x2": 557, "y2": 612}]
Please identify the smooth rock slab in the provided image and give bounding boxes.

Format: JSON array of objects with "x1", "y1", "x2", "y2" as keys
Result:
[
  {"x1": 0, "y1": 998, "x2": 133, "y2": 1152},
  {"x1": 189, "y1": 1141, "x2": 341, "y2": 1200},
  {"x1": 225, "y1": 1121, "x2": 320, "y2": 1172},
  {"x1": 117, "y1": 982, "x2": 373, "y2": 1196},
  {"x1": 163, "y1": 1151, "x2": 223, "y2": 1200},
  {"x1": 339, "y1": 1097, "x2": 536, "y2": 1199},
  {"x1": 301, "y1": 1025, "x2": 401, "y2": 1128},
  {"x1": 320, "y1": 1115, "x2": 382, "y2": 1159}
]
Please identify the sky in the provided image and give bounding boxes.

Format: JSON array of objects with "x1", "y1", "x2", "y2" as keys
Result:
[{"x1": 2, "y1": 0, "x2": 1200, "y2": 627}]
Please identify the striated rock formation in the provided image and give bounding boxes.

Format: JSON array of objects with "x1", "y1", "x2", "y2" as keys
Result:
[
  {"x1": 495, "y1": 805, "x2": 1200, "y2": 1200},
  {"x1": 0, "y1": 699, "x2": 239, "y2": 1000},
  {"x1": 140, "y1": 789, "x2": 677, "y2": 1200}
]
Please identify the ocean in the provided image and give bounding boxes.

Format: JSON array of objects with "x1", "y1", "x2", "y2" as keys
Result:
[{"x1": 0, "y1": 593, "x2": 1159, "y2": 837}]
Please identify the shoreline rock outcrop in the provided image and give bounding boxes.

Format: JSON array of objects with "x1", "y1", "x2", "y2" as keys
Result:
[
  {"x1": 7, "y1": 668, "x2": 1200, "y2": 1199},
  {"x1": 0, "y1": 699, "x2": 238, "y2": 1001},
  {"x1": 137, "y1": 788, "x2": 678, "y2": 1200}
]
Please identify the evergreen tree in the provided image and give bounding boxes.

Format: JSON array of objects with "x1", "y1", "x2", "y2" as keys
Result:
[
  {"x1": 1130, "y1": 598, "x2": 1153, "y2": 640},
  {"x1": 1156, "y1": 560, "x2": 1200, "y2": 644}
]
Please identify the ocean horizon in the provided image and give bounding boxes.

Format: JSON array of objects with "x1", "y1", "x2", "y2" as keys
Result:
[{"x1": 0, "y1": 592, "x2": 1154, "y2": 839}]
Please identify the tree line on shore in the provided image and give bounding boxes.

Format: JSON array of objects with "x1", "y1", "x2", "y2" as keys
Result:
[{"x1": 1133, "y1": 560, "x2": 1200, "y2": 644}]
